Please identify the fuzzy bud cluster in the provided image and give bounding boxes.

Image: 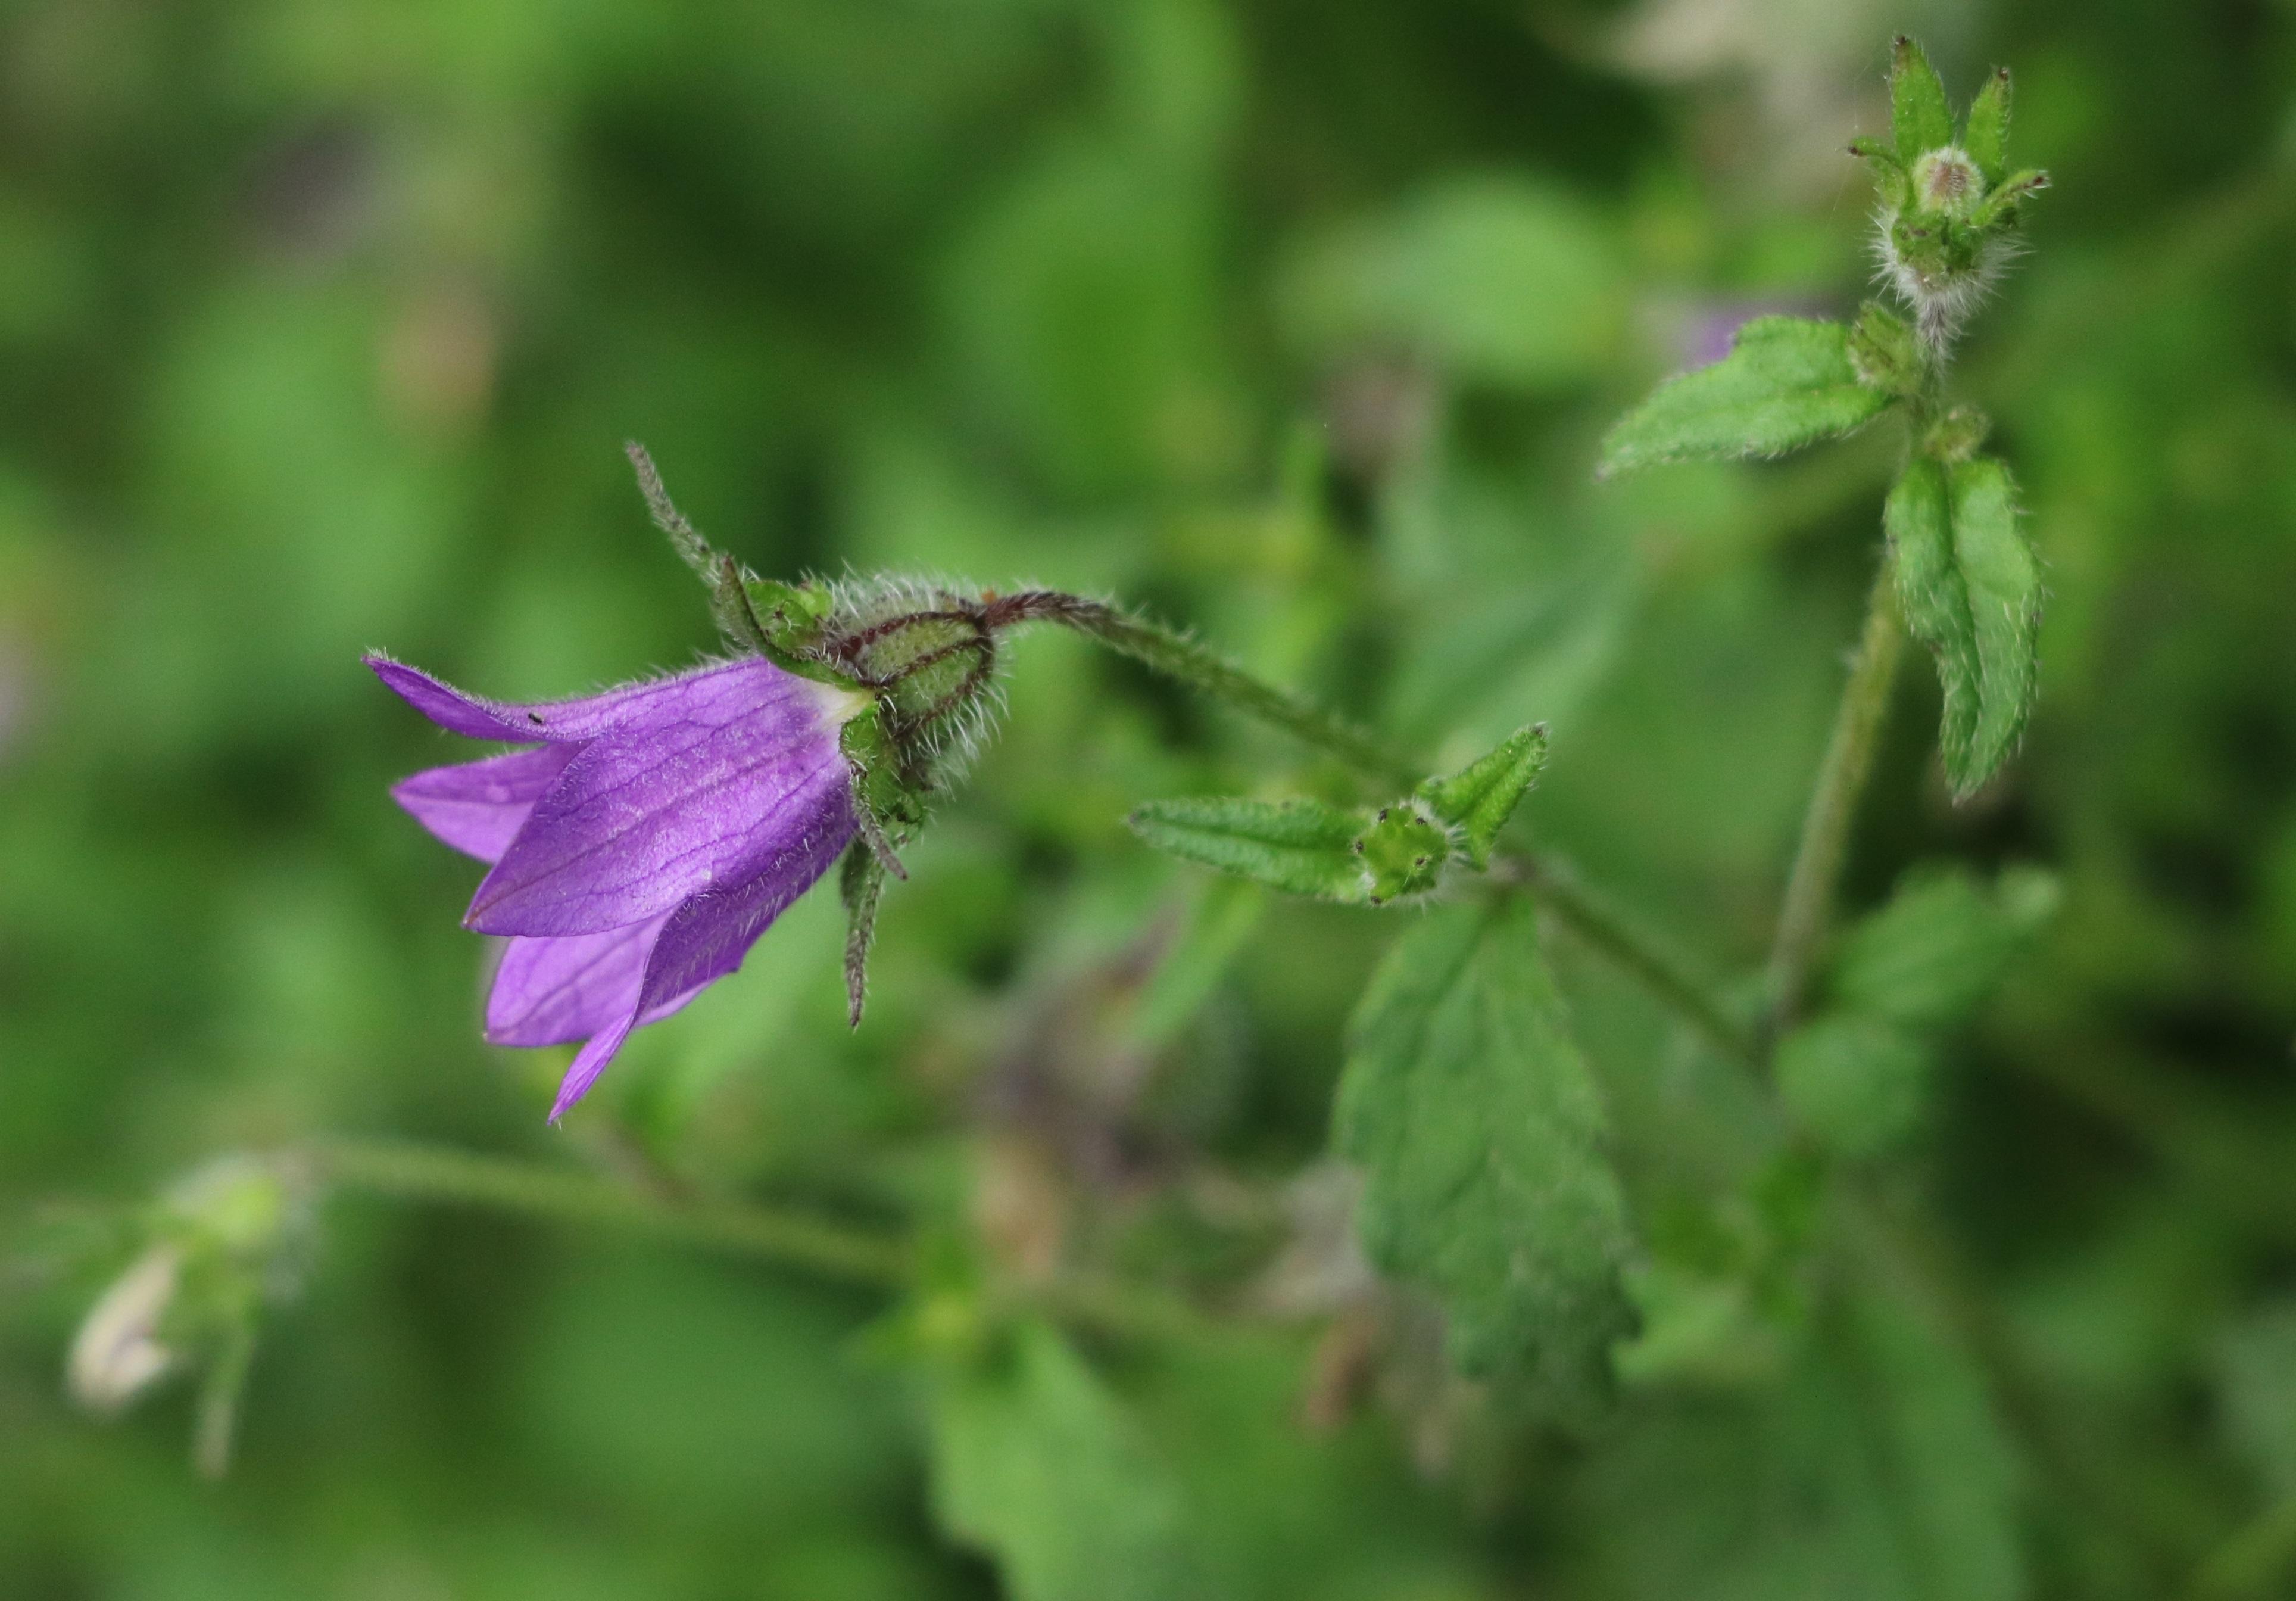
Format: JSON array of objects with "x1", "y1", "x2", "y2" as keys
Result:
[{"x1": 1854, "y1": 38, "x2": 2049, "y2": 350}]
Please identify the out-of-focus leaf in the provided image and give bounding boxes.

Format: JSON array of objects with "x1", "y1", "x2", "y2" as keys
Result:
[
  {"x1": 1129, "y1": 796, "x2": 1367, "y2": 901},
  {"x1": 1599, "y1": 318, "x2": 1891, "y2": 477},
  {"x1": 1829, "y1": 865, "x2": 2059, "y2": 1031},
  {"x1": 929, "y1": 1320, "x2": 1217, "y2": 1601},
  {"x1": 1333, "y1": 897, "x2": 1632, "y2": 1400},
  {"x1": 2219, "y1": 1300, "x2": 2296, "y2": 1497},
  {"x1": 1278, "y1": 175, "x2": 1623, "y2": 390},
  {"x1": 1886, "y1": 456, "x2": 2043, "y2": 798},
  {"x1": 1127, "y1": 877, "x2": 1266, "y2": 1048},
  {"x1": 1891, "y1": 35, "x2": 1955, "y2": 161},
  {"x1": 1774, "y1": 1014, "x2": 1936, "y2": 1160},
  {"x1": 1418, "y1": 722, "x2": 1548, "y2": 869},
  {"x1": 1586, "y1": 1285, "x2": 2023, "y2": 1601}
]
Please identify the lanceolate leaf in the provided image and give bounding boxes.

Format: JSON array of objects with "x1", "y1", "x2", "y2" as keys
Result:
[
  {"x1": 1418, "y1": 722, "x2": 1548, "y2": 868},
  {"x1": 1334, "y1": 898, "x2": 1632, "y2": 1400},
  {"x1": 1599, "y1": 318, "x2": 1892, "y2": 477},
  {"x1": 929, "y1": 1322, "x2": 1217, "y2": 1601},
  {"x1": 1129, "y1": 796, "x2": 1367, "y2": 902},
  {"x1": 1886, "y1": 456, "x2": 2042, "y2": 798}
]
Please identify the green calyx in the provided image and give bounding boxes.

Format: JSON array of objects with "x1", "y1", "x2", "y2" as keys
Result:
[{"x1": 1353, "y1": 802, "x2": 1450, "y2": 907}]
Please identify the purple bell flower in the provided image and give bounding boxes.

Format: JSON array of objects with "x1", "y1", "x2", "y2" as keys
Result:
[{"x1": 367, "y1": 652, "x2": 869, "y2": 1119}]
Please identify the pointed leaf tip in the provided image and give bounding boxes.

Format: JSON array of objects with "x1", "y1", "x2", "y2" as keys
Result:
[
  {"x1": 1419, "y1": 723, "x2": 1549, "y2": 868},
  {"x1": 1889, "y1": 35, "x2": 1954, "y2": 161},
  {"x1": 1964, "y1": 65, "x2": 2012, "y2": 183}
]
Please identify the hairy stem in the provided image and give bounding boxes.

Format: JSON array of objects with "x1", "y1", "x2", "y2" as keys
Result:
[
  {"x1": 1765, "y1": 563, "x2": 1905, "y2": 1036},
  {"x1": 988, "y1": 591, "x2": 1423, "y2": 792}
]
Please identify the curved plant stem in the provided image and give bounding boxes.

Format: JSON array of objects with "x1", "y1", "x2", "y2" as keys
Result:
[{"x1": 1764, "y1": 562, "x2": 1906, "y2": 1038}]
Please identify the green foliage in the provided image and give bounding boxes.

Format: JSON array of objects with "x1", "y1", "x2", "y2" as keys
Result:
[
  {"x1": 1587, "y1": 1287, "x2": 2023, "y2": 1601},
  {"x1": 1886, "y1": 457, "x2": 2044, "y2": 798},
  {"x1": 1889, "y1": 36, "x2": 1957, "y2": 162},
  {"x1": 928, "y1": 1322, "x2": 1216, "y2": 1601},
  {"x1": 1599, "y1": 318, "x2": 1892, "y2": 476},
  {"x1": 1417, "y1": 722, "x2": 1547, "y2": 869},
  {"x1": 1774, "y1": 1015, "x2": 1936, "y2": 1160},
  {"x1": 1334, "y1": 898, "x2": 1631, "y2": 1399},
  {"x1": 1829, "y1": 865, "x2": 2060, "y2": 1032},
  {"x1": 1128, "y1": 795, "x2": 1368, "y2": 901},
  {"x1": 1964, "y1": 68, "x2": 2013, "y2": 186}
]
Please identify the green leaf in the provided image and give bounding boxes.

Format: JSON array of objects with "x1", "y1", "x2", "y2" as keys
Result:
[
  {"x1": 1418, "y1": 722, "x2": 1548, "y2": 868},
  {"x1": 1586, "y1": 1285, "x2": 2023, "y2": 1601},
  {"x1": 1334, "y1": 898, "x2": 1633, "y2": 1400},
  {"x1": 1830, "y1": 864, "x2": 2059, "y2": 1032},
  {"x1": 1599, "y1": 318, "x2": 1891, "y2": 478},
  {"x1": 1774, "y1": 1014, "x2": 1936, "y2": 1160},
  {"x1": 1963, "y1": 67, "x2": 2012, "y2": 185},
  {"x1": 1886, "y1": 456, "x2": 2042, "y2": 798},
  {"x1": 1890, "y1": 36, "x2": 1955, "y2": 162},
  {"x1": 1129, "y1": 796, "x2": 1368, "y2": 902},
  {"x1": 2217, "y1": 1299, "x2": 2296, "y2": 1499},
  {"x1": 928, "y1": 1321, "x2": 1217, "y2": 1601}
]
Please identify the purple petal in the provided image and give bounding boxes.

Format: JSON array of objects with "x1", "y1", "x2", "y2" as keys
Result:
[
  {"x1": 392, "y1": 744, "x2": 581, "y2": 863},
  {"x1": 463, "y1": 661, "x2": 857, "y2": 937},
  {"x1": 548, "y1": 1014, "x2": 641, "y2": 1123},
  {"x1": 634, "y1": 792, "x2": 857, "y2": 1013},
  {"x1": 485, "y1": 913, "x2": 672, "y2": 1048},
  {"x1": 366, "y1": 653, "x2": 779, "y2": 744}
]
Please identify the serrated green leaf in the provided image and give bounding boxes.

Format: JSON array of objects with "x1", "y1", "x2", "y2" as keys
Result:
[
  {"x1": 1886, "y1": 456, "x2": 2042, "y2": 798},
  {"x1": 929, "y1": 1321, "x2": 1218, "y2": 1601},
  {"x1": 1586, "y1": 1284, "x2": 2023, "y2": 1601},
  {"x1": 1891, "y1": 36, "x2": 1955, "y2": 161},
  {"x1": 1600, "y1": 318, "x2": 1891, "y2": 477},
  {"x1": 1418, "y1": 722, "x2": 1548, "y2": 868},
  {"x1": 1334, "y1": 898, "x2": 1632, "y2": 1400},
  {"x1": 1830, "y1": 864, "x2": 2058, "y2": 1032},
  {"x1": 1129, "y1": 796, "x2": 1368, "y2": 902},
  {"x1": 1963, "y1": 67, "x2": 2012, "y2": 184},
  {"x1": 1774, "y1": 1014, "x2": 1936, "y2": 1160}
]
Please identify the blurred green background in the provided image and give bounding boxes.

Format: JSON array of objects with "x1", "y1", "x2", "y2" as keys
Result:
[{"x1": 6, "y1": 0, "x2": 2296, "y2": 1596}]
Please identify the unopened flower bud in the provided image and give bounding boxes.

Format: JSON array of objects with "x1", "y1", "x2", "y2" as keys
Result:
[{"x1": 68, "y1": 1246, "x2": 182, "y2": 1413}]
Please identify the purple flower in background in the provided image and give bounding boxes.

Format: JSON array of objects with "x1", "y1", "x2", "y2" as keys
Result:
[{"x1": 368, "y1": 653, "x2": 868, "y2": 1119}]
